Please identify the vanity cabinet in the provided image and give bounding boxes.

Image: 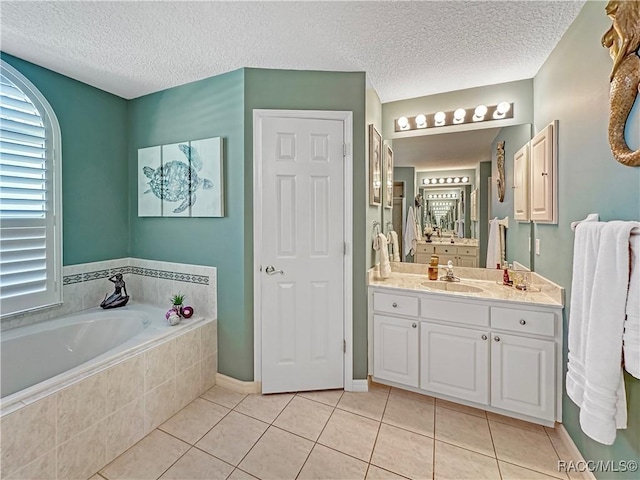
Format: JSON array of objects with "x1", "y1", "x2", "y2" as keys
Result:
[
  {"x1": 415, "y1": 244, "x2": 478, "y2": 267},
  {"x1": 369, "y1": 286, "x2": 562, "y2": 425}
]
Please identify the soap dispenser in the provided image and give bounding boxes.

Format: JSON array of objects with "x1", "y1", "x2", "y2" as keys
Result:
[{"x1": 428, "y1": 255, "x2": 439, "y2": 281}]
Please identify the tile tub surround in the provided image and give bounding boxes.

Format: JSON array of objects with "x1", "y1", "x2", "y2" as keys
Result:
[
  {"x1": 0, "y1": 320, "x2": 217, "y2": 480},
  {"x1": 368, "y1": 262, "x2": 564, "y2": 307},
  {"x1": 1, "y1": 257, "x2": 217, "y2": 331}
]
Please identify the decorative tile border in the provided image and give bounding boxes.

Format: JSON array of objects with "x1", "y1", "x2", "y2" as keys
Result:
[{"x1": 63, "y1": 265, "x2": 208, "y2": 286}]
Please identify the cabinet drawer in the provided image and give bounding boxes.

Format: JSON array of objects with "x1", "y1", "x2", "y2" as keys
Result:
[
  {"x1": 434, "y1": 245, "x2": 457, "y2": 256},
  {"x1": 421, "y1": 298, "x2": 489, "y2": 327},
  {"x1": 373, "y1": 292, "x2": 419, "y2": 317},
  {"x1": 416, "y1": 244, "x2": 434, "y2": 254},
  {"x1": 458, "y1": 247, "x2": 477, "y2": 256},
  {"x1": 491, "y1": 307, "x2": 555, "y2": 337}
]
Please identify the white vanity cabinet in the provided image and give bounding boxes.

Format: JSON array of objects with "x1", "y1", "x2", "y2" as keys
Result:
[
  {"x1": 415, "y1": 244, "x2": 478, "y2": 267},
  {"x1": 369, "y1": 286, "x2": 563, "y2": 425}
]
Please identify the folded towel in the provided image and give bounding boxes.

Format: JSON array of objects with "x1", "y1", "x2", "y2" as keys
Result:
[
  {"x1": 404, "y1": 207, "x2": 418, "y2": 258},
  {"x1": 624, "y1": 232, "x2": 640, "y2": 379},
  {"x1": 567, "y1": 221, "x2": 637, "y2": 445},
  {"x1": 378, "y1": 233, "x2": 391, "y2": 279},
  {"x1": 389, "y1": 231, "x2": 401, "y2": 262},
  {"x1": 486, "y1": 218, "x2": 501, "y2": 269}
]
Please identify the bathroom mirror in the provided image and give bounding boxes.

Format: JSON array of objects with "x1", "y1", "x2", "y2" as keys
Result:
[{"x1": 390, "y1": 124, "x2": 534, "y2": 270}]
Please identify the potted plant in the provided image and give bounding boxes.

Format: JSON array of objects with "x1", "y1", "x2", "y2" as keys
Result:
[{"x1": 170, "y1": 293, "x2": 185, "y2": 316}]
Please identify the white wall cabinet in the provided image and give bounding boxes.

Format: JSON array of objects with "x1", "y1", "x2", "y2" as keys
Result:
[
  {"x1": 370, "y1": 287, "x2": 563, "y2": 425},
  {"x1": 513, "y1": 143, "x2": 530, "y2": 222}
]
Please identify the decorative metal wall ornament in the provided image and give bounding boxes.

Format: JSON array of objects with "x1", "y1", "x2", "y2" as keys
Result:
[
  {"x1": 496, "y1": 141, "x2": 506, "y2": 202},
  {"x1": 602, "y1": 0, "x2": 640, "y2": 167}
]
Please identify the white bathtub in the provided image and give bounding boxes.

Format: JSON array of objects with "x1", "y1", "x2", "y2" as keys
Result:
[{"x1": 1, "y1": 303, "x2": 205, "y2": 407}]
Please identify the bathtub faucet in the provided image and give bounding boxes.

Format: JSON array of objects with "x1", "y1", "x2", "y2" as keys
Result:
[{"x1": 100, "y1": 273, "x2": 130, "y2": 309}]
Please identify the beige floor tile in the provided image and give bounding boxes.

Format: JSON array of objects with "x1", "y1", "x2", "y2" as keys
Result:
[
  {"x1": 238, "y1": 426, "x2": 313, "y2": 480},
  {"x1": 201, "y1": 385, "x2": 247, "y2": 409},
  {"x1": 365, "y1": 465, "x2": 408, "y2": 479},
  {"x1": 383, "y1": 394, "x2": 435, "y2": 437},
  {"x1": 436, "y1": 398, "x2": 487, "y2": 418},
  {"x1": 196, "y1": 411, "x2": 268, "y2": 466},
  {"x1": 435, "y1": 407, "x2": 495, "y2": 457},
  {"x1": 273, "y1": 396, "x2": 333, "y2": 441},
  {"x1": 297, "y1": 389, "x2": 344, "y2": 407},
  {"x1": 337, "y1": 390, "x2": 389, "y2": 421},
  {"x1": 544, "y1": 427, "x2": 588, "y2": 480},
  {"x1": 371, "y1": 423, "x2": 434, "y2": 479},
  {"x1": 159, "y1": 447, "x2": 234, "y2": 479},
  {"x1": 227, "y1": 468, "x2": 259, "y2": 479},
  {"x1": 434, "y1": 441, "x2": 501, "y2": 480},
  {"x1": 88, "y1": 475, "x2": 106, "y2": 480},
  {"x1": 234, "y1": 393, "x2": 294, "y2": 423},
  {"x1": 298, "y1": 444, "x2": 368, "y2": 480},
  {"x1": 491, "y1": 421, "x2": 562, "y2": 478},
  {"x1": 499, "y1": 461, "x2": 565, "y2": 479},
  {"x1": 369, "y1": 381, "x2": 391, "y2": 393},
  {"x1": 487, "y1": 411, "x2": 546, "y2": 433},
  {"x1": 318, "y1": 409, "x2": 380, "y2": 462},
  {"x1": 160, "y1": 397, "x2": 230, "y2": 444},
  {"x1": 389, "y1": 387, "x2": 435, "y2": 404},
  {"x1": 100, "y1": 430, "x2": 189, "y2": 480}
]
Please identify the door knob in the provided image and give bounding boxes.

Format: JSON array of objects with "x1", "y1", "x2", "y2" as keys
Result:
[{"x1": 265, "y1": 265, "x2": 284, "y2": 275}]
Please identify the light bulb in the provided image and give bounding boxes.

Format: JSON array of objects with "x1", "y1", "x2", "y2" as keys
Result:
[
  {"x1": 462, "y1": 176, "x2": 469, "y2": 182},
  {"x1": 474, "y1": 105, "x2": 487, "y2": 121},
  {"x1": 497, "y1": 102, "x2": 511, "y2": 114},
  {"x1": 434, "y1": 111, "x2": 446, "y2": 125},
  {"x1": 397, "y1": 116, "x2": 409, "y2": 129},
  {"x1": 415, "y1": 114, "x2": 427, "y2": 128},
  {"x1": 423, "y1": 178, "x2": 428, "y2": 185},
  {"x1": 446, "y1": 178, "x2": 453, "y2": 183},
  {"x1": 453, "y1": 108, "x2": 466, "y2": 124},
  {"x1": 438, "y1": 178, "x2": 445, "y2": 184},
  {"x1": 453, "y1": 177, "x2": 460, "y2": 183},
  {"x1": 431, "y1": 178, "x2": 438, "y2": 184}
]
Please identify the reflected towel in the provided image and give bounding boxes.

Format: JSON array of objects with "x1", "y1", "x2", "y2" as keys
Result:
[
  {"x1": 389, "y1": 231, "x2": 401, "y2": 262},
  {"x1": 567, "y1": 221, "x2": 638, "y2": 445},
  {"x1": 378, "y1": 233, "x2": 391, "y2": 279},
  {"x1": 404, "y1": 206, "x2": 419, "y2": 258},
  {"x1": 486, "y1": 218, "x2": 501, "y2": 269},
  {"x1": 624, "y1": 232, "x2": 640, "y2": 379}
]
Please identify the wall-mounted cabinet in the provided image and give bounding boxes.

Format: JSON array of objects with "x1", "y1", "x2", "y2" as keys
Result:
[{"x1": 513, "y1": 121, "x2": 557, "y2": 224}]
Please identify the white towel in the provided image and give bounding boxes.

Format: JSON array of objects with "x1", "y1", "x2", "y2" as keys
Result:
[
  {"x1": 486, "y1": 218, "x2": 501, "y2": 269},
  {"x1": 457, "y1": 220, "x2": 465, "y2": 239},
  {"x1": 624, "y1": 232, "x2": 640, "y2": 379},
  {"x1": 389, "y1": 231, "x2": 401, "y2": 262},
  {"x1": 567, "y1": 221, "x2": 638, "y2": 445},
  {"x1": 404, "y1": 207, "x2": 419, "y2": 258},
  {"x1": 378, "y1": 233, "x2": 391, "y2": 279}
]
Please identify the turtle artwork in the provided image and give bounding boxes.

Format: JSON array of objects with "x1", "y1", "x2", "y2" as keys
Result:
[{"x1": 142, "y1": 144, "x2": 214, "y2": 214}]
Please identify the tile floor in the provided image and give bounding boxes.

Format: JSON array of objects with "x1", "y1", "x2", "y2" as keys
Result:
[{"x1": 92, "y1": 384, "x2": 590, "y2": 480}]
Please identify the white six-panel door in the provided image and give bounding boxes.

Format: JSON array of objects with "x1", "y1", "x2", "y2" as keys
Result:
[{"x1": 258, "y1": 115, "x2": 345, "y2": 394}]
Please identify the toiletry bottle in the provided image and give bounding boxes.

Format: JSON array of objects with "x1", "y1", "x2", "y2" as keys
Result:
[
  {"x1": 428, "y1": 256, "x2": 439, "y2": 281},
  {"x1": 503, "y1": 266, "x2": 511, "y2": 285}
]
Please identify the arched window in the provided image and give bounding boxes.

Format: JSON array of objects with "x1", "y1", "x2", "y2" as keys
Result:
[{"x1": 1, "y1": 60, "x2": 62, "y2": 317}]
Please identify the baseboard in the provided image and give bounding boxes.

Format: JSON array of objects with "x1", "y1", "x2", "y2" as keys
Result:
[
  {"x1": 350, "y1": 379, "x2": 369, "y2": 392},
  {"x1": 556, "y1": 424, "x2": 597, "y2": 480},
  {"x1": 215, "y1": 373, "x2": 262, "y2": 394}
]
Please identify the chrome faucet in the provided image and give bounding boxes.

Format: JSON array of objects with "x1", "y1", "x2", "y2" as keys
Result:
[{"x1": 440, "y1": 260, "x2": 460, "y2": 282}]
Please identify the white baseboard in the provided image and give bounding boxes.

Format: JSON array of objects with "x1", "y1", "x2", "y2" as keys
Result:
[
  {"x1": 215, "y1": 373, "x2": 262, "y2": 394},
  {"x1": 555, "y1": 424, "x2": 597, "y2": 480},
  {"x1": 350, "y1": 379, "x2": 369, "y2": 392}
]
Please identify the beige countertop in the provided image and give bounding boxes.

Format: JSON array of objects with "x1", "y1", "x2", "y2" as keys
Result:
[{"x1": 368, "y1": 263, "x2": 564, "y2": 308}]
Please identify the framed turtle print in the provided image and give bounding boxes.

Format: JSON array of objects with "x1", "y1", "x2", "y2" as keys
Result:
[
  {"x1": 384, "y1": 143, "x2": 393, "y2": 209},
  {"x1": 138, "y1": 137, "x2": 224, "y2": 217},
  {"x1": 369, "y1": 124, "x2": 382, "y2": 206}
]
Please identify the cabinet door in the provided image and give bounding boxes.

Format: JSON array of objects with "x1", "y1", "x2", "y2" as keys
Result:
[
  {"x1": 373, "y1": 315, "x2": 419, "y2": 387},
  {"x1": 513, "y1": 143, "x2": 530, "y2": 222},
  {"x1": 530, "y1": 122, "x2": 557, "y2": 224},
  {"x1": 491, "y1": 333, "x2": 555, "y2": 421},
  {"x1": 470, "y1": 189, "x2": 478, "y2": 221},
  {"x1": 420, "y1": 323, "x2": 489, "y2": 405},
  {"x1": 438, "y1": 254, "x2": 456, "y2": 266},
  {"x1": 457, "y1": 256, "x2": 477, "y2": 268}
]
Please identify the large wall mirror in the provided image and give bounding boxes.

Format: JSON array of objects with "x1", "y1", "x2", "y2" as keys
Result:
[{"x1": 388, "y1": 124, "x2": 535, "y2": 270}]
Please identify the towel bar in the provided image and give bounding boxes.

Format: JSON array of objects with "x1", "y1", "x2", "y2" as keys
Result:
[{"x1": 571, "y1": 213, "x2": 640, "y2": 235}]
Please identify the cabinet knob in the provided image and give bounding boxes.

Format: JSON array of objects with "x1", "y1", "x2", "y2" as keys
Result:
[
  {"x1": 392, "y1": 302, "x2": 398, "y2": 308},
  {"x1": 494, "y1": 336, "x2": 501, "y2": 342},
  {"x1": 412, "y1": 323, "x2": 417, "y2": 328},
  {"x1": 541, "y1": 172, "x2": 548, "y2": 176},
  {"x1": 482, "y1": 334, "x2": 488, "y2": 340},
  {"x1": 519, "y1": 319, "x2": 526, "y2": 325}
]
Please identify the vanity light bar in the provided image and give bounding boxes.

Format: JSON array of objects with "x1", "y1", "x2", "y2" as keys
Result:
[
  {"x1": 422, "y1": 176, "x2": 469, "y2": 186},
  {"x1": 395, "y1": 102, "x2": 513, "y2": 132},
  {"x1": 426, "y1": 193, "x2": 458, "y2": 199}
]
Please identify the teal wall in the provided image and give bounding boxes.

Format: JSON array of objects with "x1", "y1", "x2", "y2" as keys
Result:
[
  {"x1": 490, "y1": 124, "x2": 534, "y2": 270},
  {"x1": 243, "y1": 68, "x2": 368, "y2": 379},
  {"x1": 533, "y1": 2, "x2": 640, "y2": 475},
  {"x1": 1, "y1": 53, "x2": 129, "y2": 265},
  {"x1": 127, "y1": 69, "x2": 248, "y2": 380}
]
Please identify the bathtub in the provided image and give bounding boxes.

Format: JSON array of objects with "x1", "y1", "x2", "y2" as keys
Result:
[{"x1": 1, "y1": 303, "x2": 206, "y2": 408}]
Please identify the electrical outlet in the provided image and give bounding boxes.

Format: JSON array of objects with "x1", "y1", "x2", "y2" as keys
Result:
[{"x1": 535, "y1": 238, "x2": 541, "y2": 256}]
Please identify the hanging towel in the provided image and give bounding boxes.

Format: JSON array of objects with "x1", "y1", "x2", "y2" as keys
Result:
[
  {"x1": 566, "y1": 221, "x2": 638, "y2": 445},
  {"x1": 624, "y1": 232, "x2": 640, "y2": 379},
  {"x1": 486, "y1": 218, "x2": 501, "y2": 269},
  {"x1": 404, "y1": 206, "x2": 419, "y2": 258},
  {"x1": 372, "y1": 233, "x2": 380, "y2": 252},
  {"x1": 378, "y1": 233, "x2": 391, "y2": 279},
  {"x1": 389, "y1": 231, "x2": 401, "y2": 262},
  {"x1": 457, "y1": 219, "x2": 465, "y2": 239}
]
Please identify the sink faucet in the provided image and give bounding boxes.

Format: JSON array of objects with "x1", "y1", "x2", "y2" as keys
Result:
[{"x1": 440, "y1": 260, "x2": 460, "y2": 282}]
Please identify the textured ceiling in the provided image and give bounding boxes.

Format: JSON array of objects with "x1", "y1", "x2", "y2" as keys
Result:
[
  {"x1": 0, "y1": 1, "x2": 585, "y2": 101},
  {"x1": 393, "y1": 128, "x2": 502, "y2": 171}
]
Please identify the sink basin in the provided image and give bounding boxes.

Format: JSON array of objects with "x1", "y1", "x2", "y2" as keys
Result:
[{"x1": 421, "y1": 281, "x2": 484, "y2": 293}]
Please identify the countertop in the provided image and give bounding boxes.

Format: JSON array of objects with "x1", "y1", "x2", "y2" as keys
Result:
[{"x1": 368, "y1": 264, "x2": 564, "y2": 308}]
